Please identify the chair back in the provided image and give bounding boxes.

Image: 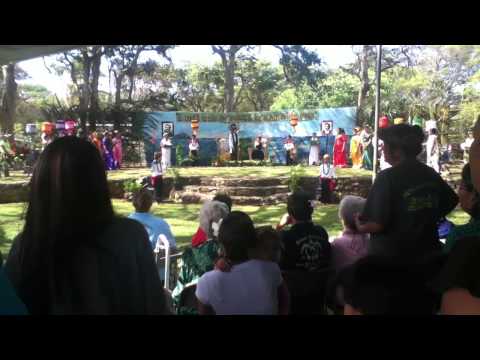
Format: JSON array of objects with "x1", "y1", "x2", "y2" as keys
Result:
[
  {"x1": 154, "y1": 234, "x2": 170, "y2": 289},
  {"x1": 282, "y1": 268, "x2": 331, "y2": 314}
]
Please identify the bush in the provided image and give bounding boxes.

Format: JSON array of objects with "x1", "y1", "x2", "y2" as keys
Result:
[
  {"x1": 123, "y1": 179, "x2": 143, "y2": 194},
  {"x1": 176, "y1": 144, "x2": 184, "y2": 165},
  {"x1": 287, "y1": 164, "x2": 307, "y2": 192},
  {"x1": 181, "y1": 158, "x2": 195, "y2": 167}
]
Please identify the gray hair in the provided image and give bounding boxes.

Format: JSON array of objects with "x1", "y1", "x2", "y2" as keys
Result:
[
  {"x1": 199, "y1": 200, "x2": 230, "y2": 239},
  {"x1": 338, "y1": 195, "x2": 367, "y2": 231}
]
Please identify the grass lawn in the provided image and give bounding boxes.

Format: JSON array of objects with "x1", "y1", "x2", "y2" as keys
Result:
[
  {"x1": 1, "y1": 166, "x2": 372, "y2": 185},
  {"x1": 0, "y1": 199, "x2": 470, "y2": 257}
]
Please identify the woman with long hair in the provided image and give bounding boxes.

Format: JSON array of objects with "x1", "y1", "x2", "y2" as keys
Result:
[
  {"x1": 5, "y1": 137, "x2": 167, "y2": 314},
  {"x1": 349, "y1": 127, "x2": 363, "y2": 169}
]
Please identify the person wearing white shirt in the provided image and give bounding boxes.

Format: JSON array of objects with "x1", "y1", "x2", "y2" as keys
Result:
[
  {"x1": 189, "y1": 135, "x2": 200, "y2": 165},
  {"x1": 319, "y1": 154, "x2": 336, "y2": 203},
  {"x1": 426, "y1": 128, "x2": 440, "y2": 173},
  {"x1": 160, "y1": 133, "x2": 172, "y2": 170},
  {"x1": 378, "y1": 139, "x2": 391, "y2": 171},
  {"x1": 461, "y1": 131, "x2": 474, "y2": 164},
  {"x1": 284, "y1": 135, "x2": 295, "y2": 165},
  {"x1": 151, "y1": 152, "x2": 163, "y2": 203}
]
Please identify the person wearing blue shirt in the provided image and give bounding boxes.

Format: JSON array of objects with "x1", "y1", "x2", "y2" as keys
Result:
[{"x1": 128, "y1": 189, "x2": 177, "y2": 282}]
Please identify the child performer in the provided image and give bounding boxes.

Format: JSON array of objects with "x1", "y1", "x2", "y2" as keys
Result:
[
  {"x1": 319, "y1": 154, "x2": 336, "y2": 204},
  {"x1": 151, "y1": 151, "x2": 163, "y2": 203}
]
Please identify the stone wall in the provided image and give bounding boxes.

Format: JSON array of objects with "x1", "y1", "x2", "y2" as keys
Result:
[{"x1": 298, "y1": 176, "x2": 372, "y2": 203}]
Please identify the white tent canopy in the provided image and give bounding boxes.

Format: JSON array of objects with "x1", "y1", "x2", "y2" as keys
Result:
[{"x1": 0, "y1": 45, "x2": 83, "y2": 65}]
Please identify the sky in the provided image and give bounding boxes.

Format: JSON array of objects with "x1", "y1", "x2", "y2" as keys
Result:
[{"x1": 17, "y1": 45, "x2": 356, "y2": 99}]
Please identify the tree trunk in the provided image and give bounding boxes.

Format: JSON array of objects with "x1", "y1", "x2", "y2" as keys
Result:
[
  {"x1": 224, "y1": 59, "x2": 235, "y2": 113},
  {"x1": 356, "y1": 46, "x2": 370, "y2": 125},
  {"x1": 88, "y1": 46, "x2": 102, "y2": 131},
  {"x1": 0, "y1": 63, "x2": 17, "y2": 134}
]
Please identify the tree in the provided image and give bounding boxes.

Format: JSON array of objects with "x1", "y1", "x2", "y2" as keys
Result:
[
  {"x1": 237, "y1": 60, "x2": 286, "y2": 111},
  {"x1": 104, "y1": 45, "x2": 174, "y2": 127},
  {"x1": 273, "y1": 45, "x2": 326, "y2": 91},
  {"x1": 0, "y1": 64, "x2": 27, "y2": 134}
]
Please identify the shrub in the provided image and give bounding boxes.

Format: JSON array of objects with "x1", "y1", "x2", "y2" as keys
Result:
[
  {"x1": 123, "y1": 179, "x2": 143, "y2": 194},
  {"x1": 287, "y1": 164, "x2": 306, "y2": 192}
]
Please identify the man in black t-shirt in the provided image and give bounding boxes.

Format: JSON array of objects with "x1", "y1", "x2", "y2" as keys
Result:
[
  {"x1": 277, "y1": 192, "x2": 331, "y2": 271},
  {"x1": 356, "y1": 124, "x2": 458, "y2": 261}
]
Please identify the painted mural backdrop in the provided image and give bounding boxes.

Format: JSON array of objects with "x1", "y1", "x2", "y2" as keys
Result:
[{"x1": 143, "y1": 107, "x2": 356, "y2": 165}]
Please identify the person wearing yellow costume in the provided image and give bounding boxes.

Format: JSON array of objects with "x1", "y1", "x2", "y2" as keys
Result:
[{"x1": 349, "y1": 127, "x2": 363, "y2": 168}]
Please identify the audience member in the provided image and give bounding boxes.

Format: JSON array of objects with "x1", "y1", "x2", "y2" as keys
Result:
[
  {"x1": 331, "y1": 196, "x2": 369, "y2": 273},
  {"x1": 444, "y1": 164, "x2": 480, "y2": 253},
  {"x1": 196, "y1": 212, "x2": 289, "y2": 315},
  {"x1": 128, "y1": 188, "x2": 177, "y2": 283},
  {"x1": 435, "y1": 236, "x2": 480, "y2": 314},
  {"x1": 356, "y1": 124, "x2": 458, "y2": 262},
  {"x1": 276, "y1": 192, "x2": 331, "y2": 271},
  {"x1": 172, "y1": 200, "x2": 229, "y2": 314},
  {"x1": 191, "y1": 193, "x2": 232, "y2": 248},
  {"x1": 337, "y1": 255, "x2": 438, "y2": 315},
  {"x1": 250, "y1": 226, "x2": 282, "y2": 263},
  {"x1": 5, "y1": 137, "x2": 167, "y2": 314}
]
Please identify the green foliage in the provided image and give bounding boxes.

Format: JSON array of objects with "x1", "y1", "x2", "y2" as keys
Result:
[
  {"x1": 287, "y1": 164, "x2": 307, "y2": 192},
  {"x1": 175, "y1": 144, "x2": 184, "y2": 165},
  {"x1": 123, "y1": 179, "x2": 143, "y2": 193}
]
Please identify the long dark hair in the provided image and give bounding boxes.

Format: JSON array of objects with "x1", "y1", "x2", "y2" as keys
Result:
[
  {"x1": 218, "y1": 211, "x2": 257, "y2": 263},
  {"x1": 15, "y1": 136, "x2": 114, "y2": 313}
]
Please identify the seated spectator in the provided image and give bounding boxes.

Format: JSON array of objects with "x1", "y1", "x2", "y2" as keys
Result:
[
  {"x1": 337, "y1": 255, "x2": 438, "y2": 315},
  {"x1": 356, "y1": 124, "x2": 458, "y2": 262},
  {"x1": 5, "y1": 137, "x2": 167, "y2": 315},
  {"x1": 444, "y1": 164, "x2": 480, "y2": 253},
  {"x1": 191, "y1": 193, "x2": 232, "y2": 248},
  {"x1": 331, "y1": 196, "x2": 369, "y2": 273},
  {"x1": 196, "y1": 211, "x2": 289, "y2": 315},
  {"x1": 250, "y1": 226, "x2": 282, "y2": 263},
  {"x1": 276, "y1": 192, "x2": 331, "y2": 271},
  {"x1": 172, "y1": 200, "x2": 229, "y2": 314},
  {"x1": 128, "y1": 188, "x2": 177, "y2": 283},
  {"x1": 435, "y1": 236, "x2": 480, "y2": 314}
]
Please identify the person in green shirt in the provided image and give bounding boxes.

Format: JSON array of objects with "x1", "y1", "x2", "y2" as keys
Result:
[{"x1": 444, "y1": 163, "x2": 480, "y2": 253}]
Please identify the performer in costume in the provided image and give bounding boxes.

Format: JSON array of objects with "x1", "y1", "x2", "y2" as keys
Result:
[
  {"x1": 151, "y1": 152, "x2": 163, "y2": 203},
  {"x1": 461, "y1": 130, "x2": 474, "y2": 165},
  {"x1": 228, "y1": 123, "x2": 239, "y2": 161},
  {"x1": 319, "y1": 154, "x2": 336, "y2": 204},
  {"x1": 112, "y1": 131, "x2": 123, "y2": 169},
  {"x1": 426, "y1": 128, "x2": 440, "y2": 173},
  {"x1": 91, "y1": 132, "x2": 104, "y2": 157},
  {"x1": 309, "y1": 132, "x2": 320, "y2": 165},
  {"x1": 160, "y1": 132, "x2": 172, "y2": 170},
  {"x1": 333, "y1": 128, "x2": 348, "y2": 167},
  {"x1": 252, "y1": 135, "x2": 265, "y2": 160},
  {"x1": 349, "y1": 127, "x2": 363, "y2": 168},
  {"x1": 361, "y1": 126, "x2": 373, "y2": 170},
  {"x1": 102, "y1": 131, "x2": 116, "y2": 170},
  {"x1": 284, "y1": 135, "x2": 295, "y2": 165},
  {"x1": 189, "y1": 134, "x2": 200, "y2": 166}
]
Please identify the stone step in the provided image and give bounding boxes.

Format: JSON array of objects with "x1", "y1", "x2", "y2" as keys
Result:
[
  {"x1": 199, "y1": 177, "x2": 288, "y2": 187},
  {"x1": 171, "y1": 191, "x2": 290, "y2": 206},
  {"x1": 182, "y1": 185, "x2": 290, "y2": 197}
]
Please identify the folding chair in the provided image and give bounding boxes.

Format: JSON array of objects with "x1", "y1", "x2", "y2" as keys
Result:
[
  {"x1": 282, "y1": 268, "x2": 332, "y2": 315},
  {"x1": 154, "y1": 234, "x2": 171, "y2": 290}
]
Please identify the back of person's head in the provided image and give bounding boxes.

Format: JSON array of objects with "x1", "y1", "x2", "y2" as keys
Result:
[
  {"x1": 18, "y1": 136, "x2": 114, "y2": 313},
  {"x1": 379, "y1": 124, "x2": 424, "y2": 159},
  {"x1": 339, "y1": 196, "x2": 367, "y2": 231},
  {"x1": 338, "y1": 256, "x2": 436, "y2": 315},
  {"x1": 199, "y1": 200, "x2": 230, "y2": 240},
  {"x1": 338, "y1": 128, "x2": 345, "y2": 135},
  {"x1": 460, "y1": 163, "x2": 480, "y2": 220},
  {"x1": 252, "y1": 226, "x2": 282, "y2": 263},
  {"x1": 213, "y1": 193, "x2": 233, "y2": 212},
  {"x1": 218, "y1": 211, "x2": 257, "y2": 263},
  {"x1": 287, "y1": 191, "x2": 314, "y2": 222},
  {"x1": 154, "y1": 152, "x2": 161, "y2": 160},
  {"x1": 132, "y1": 189, "x2": 153, "y2": 213}
]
